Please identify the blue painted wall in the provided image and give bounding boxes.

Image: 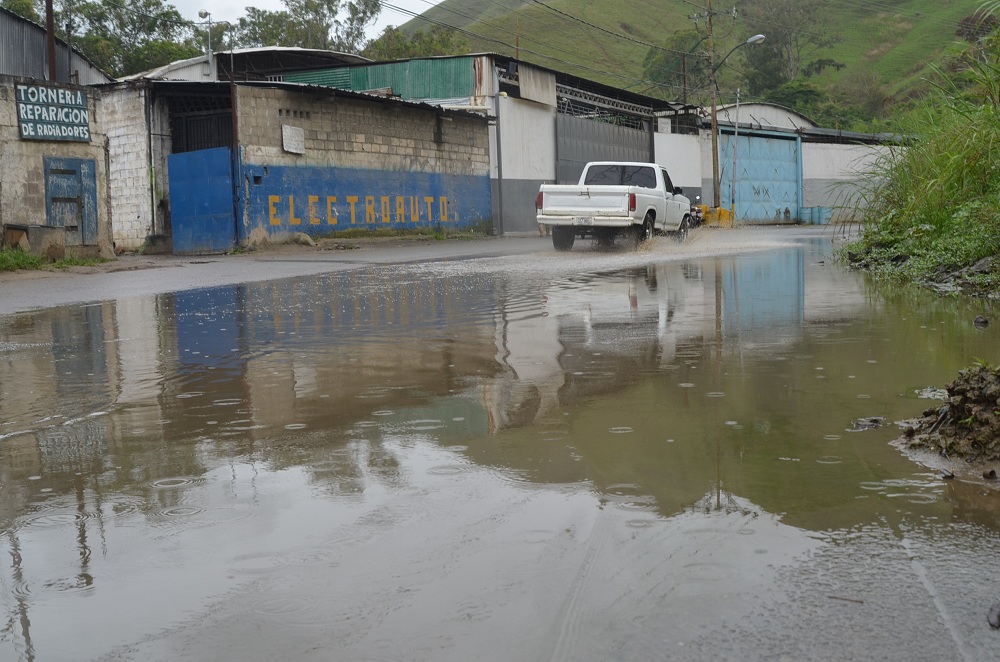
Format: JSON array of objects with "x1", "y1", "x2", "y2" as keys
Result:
[{"x1": 238, "y1": 163, "x2": 492, "y2": 240}]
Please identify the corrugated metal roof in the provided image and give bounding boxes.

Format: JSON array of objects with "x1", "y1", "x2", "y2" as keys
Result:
[
  {"x1": 0, "y1": 7, "x2": 112, "y2": 84},
  {"x1": 127, "y1": 79, "x2": 492, "y2": 123},
  {"x1": 286, "y1": 57, "x2": 477, "y2": 99},
  {"x1": 122, "y1": 47, "x2": 371, "y2": 82},
  {"x1": 287, "y1": 67, "x2": 351, "y2": 88}
]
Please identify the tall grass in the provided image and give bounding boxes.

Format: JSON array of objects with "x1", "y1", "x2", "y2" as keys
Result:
[
  {"x1": 0, "y1": 248, "x2": 44, "y2": 272},
  {"x1": 845, "y1": 42, "x2": 1000, "y2": 288}
]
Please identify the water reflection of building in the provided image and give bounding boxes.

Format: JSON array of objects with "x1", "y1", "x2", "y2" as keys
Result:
[
  {"x1": 486, "y1": 242, "x2": 870, "y2": 433},
  {"x1": 0, "y1": 242, "x2": 871, "y2": 492},
  {"x1": 0, "y1": 244, "x2": 991, "y2": 660}
]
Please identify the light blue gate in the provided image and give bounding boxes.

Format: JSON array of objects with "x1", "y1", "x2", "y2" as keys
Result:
[
  {"x1": 720, "y1": 131, "x2": 801, "y2": 224},
  {"x1": 44, "y1": 157, "x2": 99, "y2": 246},
  {"x1": 168, "y1": 147, "x2": 236, "y2": 255}
]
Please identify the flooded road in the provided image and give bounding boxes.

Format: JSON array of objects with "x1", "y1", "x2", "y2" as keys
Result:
[{"x1": 2, "y1": 228, "x2": 1000, "y2": 661}]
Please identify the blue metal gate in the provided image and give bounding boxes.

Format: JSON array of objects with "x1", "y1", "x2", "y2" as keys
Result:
[
  {"x1": 168, "y1": 147, "x2": 236, "y2": 255},
  {"x1": 720, "y1": 132, "x2": 801, "y2": 224}
]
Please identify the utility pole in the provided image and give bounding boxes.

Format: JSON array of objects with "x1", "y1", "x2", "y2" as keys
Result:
[
  {"x1": 681, "y1": 55, "x2": 687, "y2": 105},
  {"x1": 708, "y1": 0, "x2": 721, "y2": 211},
  {"x1": 45, "y1": 0, "x2": 57, "y2": 80},
  {"x1": 731, "y1": 87, "x2": 740, "y2": 219}
]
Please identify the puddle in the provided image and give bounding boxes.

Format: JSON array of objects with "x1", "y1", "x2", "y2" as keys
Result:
[{"x1": 2, "y1": 231, "x2": 1000, "y2": 659}]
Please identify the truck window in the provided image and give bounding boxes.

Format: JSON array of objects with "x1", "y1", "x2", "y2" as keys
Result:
[
  {"x1": 583, "y1": 165, "x2": 656, "y2": 189},
  {"x1": 582, "y1": 165, "x2": 620, "y2": 185},
  {"x1": 622, "y1": 166, "x2": 656, "y2": 189},
  {"x1": 661, "y1": 169, "x2": 674, "y2": 192}
]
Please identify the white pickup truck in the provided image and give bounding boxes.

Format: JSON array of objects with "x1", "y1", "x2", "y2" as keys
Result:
[{"x1": 535, "y1": 162, "x2": 692, "y2": 251}]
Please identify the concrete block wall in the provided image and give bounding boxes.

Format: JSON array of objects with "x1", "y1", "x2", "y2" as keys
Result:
[
  {"x1": 102, "y1": 85, "x2": 153, "y2": 251},
  {"x1": 236, "y1": 87, "x2": 490, "y2": 176},
  {"x1": 0, "y1": 76, "x2": 114, "y2": 257},
  {"x1": 0, "y1": 82, "x2": 51, "y2": 226}
]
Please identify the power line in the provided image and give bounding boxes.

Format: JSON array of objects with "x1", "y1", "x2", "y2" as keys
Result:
[
  {"x1": 527, "y1": 0, "x2": 695, "y2": 57},
  {"x1": 380, "y1": 1, "x2": 710, "y2": 97}
]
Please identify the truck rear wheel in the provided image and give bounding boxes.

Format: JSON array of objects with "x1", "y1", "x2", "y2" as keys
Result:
[
  {"x1": 673, "y1": 216, "x2": 690, "y2": 243},
  {"x1": 640, "y1": 215, "x2": 654, "y2": 243},
  {"x1": 552, "y1": 226, "x2": 575, "y2": 251}
]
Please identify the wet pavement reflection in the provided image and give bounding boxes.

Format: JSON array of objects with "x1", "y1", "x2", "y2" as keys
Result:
[{"x1": 2, "y1": 233, "x2": 1000, "y2": 660}]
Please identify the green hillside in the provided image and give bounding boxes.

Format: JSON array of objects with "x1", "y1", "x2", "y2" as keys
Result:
[{"x1": 402, "y1": 0, "x2": 978, "y2": 118}]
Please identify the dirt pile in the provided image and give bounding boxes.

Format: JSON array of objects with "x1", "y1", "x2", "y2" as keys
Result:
[{"x1": 900, "y1": 365, "x2": 1000, "y2": 463}]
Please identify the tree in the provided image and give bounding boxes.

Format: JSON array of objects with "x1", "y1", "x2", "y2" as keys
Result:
[
  {"x1": 74, "y1": 0, "x2": 198, "y2": 76},
  {"x1": 362, "y1": 25, "x2": 470, "y2": 61},
  {"x1": 2, "y1": 0, "x2": 40, "y2": 22},
  {"x1": 641, "y1": 30, "x2": 709, "y2": 102},
  {"x1": 762, "y1": 79, "x2": 825, "y2": 111},
  {"x1": 235, "y1": 0, "x2": 380, "y2": 53},
  {"x1": 739, "y1": 0, "x2": 842, "y2": 90},
  {"x1": 741, "y1": 41, "x2": 785, "y2": 97},
  {"x1": 234, "y1": 7, "x2": 299, "y2": 48},
  {"x1": 836, "y1": 68, "x2": 889, "y2": 119}
]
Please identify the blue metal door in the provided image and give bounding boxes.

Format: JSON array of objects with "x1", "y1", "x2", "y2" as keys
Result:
[
  {"x1": 44, "y1": 157, "x2": 98, "y2": 246},
  {"x1": 720, "y1": 133, "x2": 801, "y2": 223},
  {"x1": 168, "y1": 147, "x2": 236, "y2": 255}
]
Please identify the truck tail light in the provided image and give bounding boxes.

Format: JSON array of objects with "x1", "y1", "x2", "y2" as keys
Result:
[
  {"x1": 535, "y1": 191, "x2": 543, "y2": 210},
  {"x1": 629, "y1": 193, "x2": 637, "y2": 212}
]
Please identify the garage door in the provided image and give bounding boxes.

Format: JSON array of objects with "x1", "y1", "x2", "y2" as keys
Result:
[
  {"x1": 556, "y1": 115, "x2": 652, "y2": 184},
  {"x1": 721, "y1": 132, "x2": 801, "y2": 224}
]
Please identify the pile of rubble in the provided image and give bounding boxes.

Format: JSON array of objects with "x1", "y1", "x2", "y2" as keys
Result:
[{"x1": 900, "y1": 364, "x2": 1000, "y2": 463}]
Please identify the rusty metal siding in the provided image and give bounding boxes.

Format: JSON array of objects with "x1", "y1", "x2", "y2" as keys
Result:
[{"x1": 472, "y1": 56, "x2": 494, "y2": 98}]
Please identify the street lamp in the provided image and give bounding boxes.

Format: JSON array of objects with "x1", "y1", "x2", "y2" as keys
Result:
[
  {"x1": 198, "y1": 9, "x2": 213, "y2": 65},
  {"x1": 709, "y1": 34, "x2": 765, "y2": 216}
]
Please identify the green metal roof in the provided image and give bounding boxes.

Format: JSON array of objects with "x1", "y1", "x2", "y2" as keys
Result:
[{"x1": 285, "y1": 57, "x2": 476, "y2": 99}]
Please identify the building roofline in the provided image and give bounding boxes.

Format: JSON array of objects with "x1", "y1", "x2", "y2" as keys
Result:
[
  {"x1": 343, "y1": 52, "x2": 698, "y2": 114},
  {"x1": 122, "y1": 46, "x2": 372, "y2": 82},
  {"x1": 105, "y1": 78, "x2": 493, "y2": 122}
]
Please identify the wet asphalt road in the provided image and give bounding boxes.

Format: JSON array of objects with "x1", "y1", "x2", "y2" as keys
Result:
[
  {"x1": 0, "y1": 226, "x2": 851, "y2": 316},
  {"x1": 0, "y1": 235, "x2": 552, "y2": 316},
  {"x1": 8, "y1": 225, "x2": 1000, "y2": 661}
]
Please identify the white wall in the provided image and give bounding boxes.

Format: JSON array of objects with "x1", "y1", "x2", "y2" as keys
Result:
[
  {"x1": 802, "y1": 142, "x2": 892, "y2": 218},
  {"x1": 499, "y1": 96, "x2": 556, "y2": 181},
  {"x1": 654, "y1": 133, "x2": 701, "y2": 190},
  {"x1": 802, "y1": 142, "x2": 888, "y2": 180}
]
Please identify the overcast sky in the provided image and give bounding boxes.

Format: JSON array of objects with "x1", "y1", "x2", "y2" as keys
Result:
[{"x1": 171, "y1": 0, "x2": 444, "y2": 41}]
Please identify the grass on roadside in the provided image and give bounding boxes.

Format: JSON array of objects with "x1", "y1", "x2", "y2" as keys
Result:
[
  {"x1": 0, "y1": 247, "x2": 44, "y2": 272},
  {"x1": 0, "y1": 247, "x2": 110, "y2": 272},
  {"x1": 841, "y1": 43, "x2": 1000, "y2": 291}
]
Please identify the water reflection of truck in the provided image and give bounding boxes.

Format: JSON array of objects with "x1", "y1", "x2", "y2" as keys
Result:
[
  {"x1": 490, "y1": 264, "x2": 708, "y2": 429},
  {"x1": 544, "y1": 264, "x2": 707, "y2": 363},
  {"x1": 535, "y1": 162, "x2": 693, "y2": 251}
]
